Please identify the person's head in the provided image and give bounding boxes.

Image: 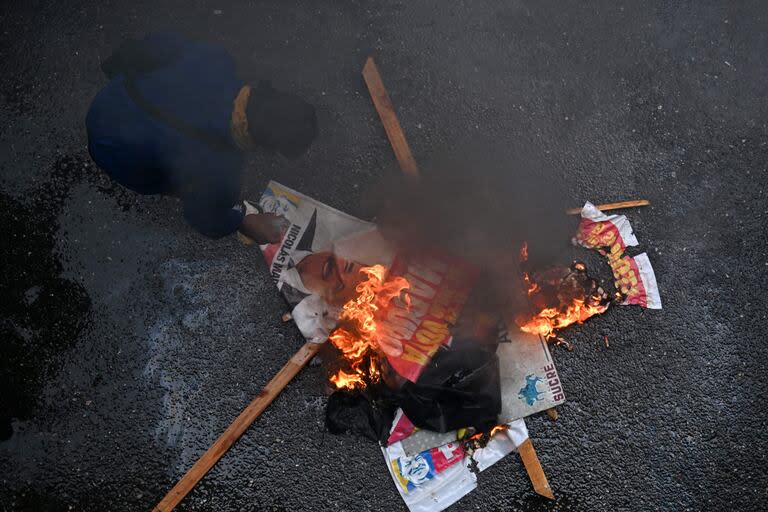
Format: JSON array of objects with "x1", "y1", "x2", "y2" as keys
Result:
[
  {"x1": 295, "y1": 251, "x2": 365, "y2": 307},
  {"x1": 247, "y1": 80, "x2": 318, "y2": 159}
]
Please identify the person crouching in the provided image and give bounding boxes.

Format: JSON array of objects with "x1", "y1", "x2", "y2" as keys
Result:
[{"x1": 86, "y1": 32, "x2": 317, "y2": 242}]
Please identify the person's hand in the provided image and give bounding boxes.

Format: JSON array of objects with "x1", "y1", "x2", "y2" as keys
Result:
[{"x1": 239, "y1": 213, "x2": 290, "y2": 244}]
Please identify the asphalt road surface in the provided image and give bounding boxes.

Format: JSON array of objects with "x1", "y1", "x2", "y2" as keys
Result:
[{"x1": 1, "y1": 1, "x2": 767, "y2": 510}]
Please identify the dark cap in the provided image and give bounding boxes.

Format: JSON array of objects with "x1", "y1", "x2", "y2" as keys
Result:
[{"x1": 246, "y1": 81, "x2": 318, "y2": 159}]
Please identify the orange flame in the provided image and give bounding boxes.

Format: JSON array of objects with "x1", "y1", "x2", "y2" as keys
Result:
[
  {"x1": 520, "y1": 242, "x2": 540, "y2": 296},
  {"x1": 329, "y1": 265, "x2": 410, "y2": 390},
  {"x1": 490, "y1": 424, "x2": 507, "y2": 436},
  {"x1": 522, "y1": 271, "x2": 540, "y2": 296},
  {"x1": 329, "y1": 370, "x2": 366, "y2": 390},
  {"x1": 516, "y1": 243, "x2": 608, "y2": 340},
  {"x1": 518, "y1": 300, "x2": 608, "y2": 339},
  {"x1": 467, "y1": 424, "x2": 508, "y2": 443}
]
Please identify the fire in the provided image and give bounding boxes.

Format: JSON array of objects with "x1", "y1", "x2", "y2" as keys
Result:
[
  {"x1": 518, "y1": 300, "x2": 609, "y2": 339},
  {"x1": 520, "y1": 241, "x2": 540, "y2": 295},
  {"x1": 490, "y1": 424, "x2": 507, "y2": 436},
  {"x1": 522, "y1": 271, "x2": 540, "y2": 295},
  {"x1": 517, "y1": 243, "x2": 610, "y2": 341},
  {"x1": 329, "y1": 370, "x2": 366, "y2": 389},
  {"x1": 466, "y1": 424, "x2": 509, "y2": 446},
  {"x1": 329, "y1": 264, "x2": 409, "y2": 390}
]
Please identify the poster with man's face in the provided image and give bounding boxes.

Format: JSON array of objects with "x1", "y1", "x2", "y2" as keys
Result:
[
  {"x1": 256, "y1": 181, "x2": 564, "y2": 410},
  {"x1": 257, "y1": 181, "x2": 395, "y2": 344},
  {"x1": 256, "y1": 181, "x2": 477, "y2": 384}
]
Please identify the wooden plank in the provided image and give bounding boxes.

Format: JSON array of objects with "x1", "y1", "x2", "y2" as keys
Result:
[
  {"x1": 517, "y1": 439, "x2": 555, "y2": 500},
  {"x1": 566, "y1": 199, "x2": 649, "y2": 215},
  {"x1": 153, "y1": 341, "x2": 323, "y2": 511},
  {"x1": 362, "y1": 57, "x2": 420, "y2": 178}
]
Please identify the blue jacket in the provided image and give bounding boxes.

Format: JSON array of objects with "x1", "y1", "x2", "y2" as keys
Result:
[{"x1": 86, "y1": 33, "x2": 245, "y2": 238}]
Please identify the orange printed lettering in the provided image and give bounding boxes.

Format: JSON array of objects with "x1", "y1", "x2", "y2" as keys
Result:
[
  {"x1": 408, "y1": 262, "x2": 444, "y2": 286},
  {"x1": 406, "y1": 275, "x2": 437, "y2": 300}
]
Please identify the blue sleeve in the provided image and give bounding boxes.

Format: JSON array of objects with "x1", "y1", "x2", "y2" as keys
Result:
[{"x1": 181, "y1": 176, "x2": 245, "y2": 239}]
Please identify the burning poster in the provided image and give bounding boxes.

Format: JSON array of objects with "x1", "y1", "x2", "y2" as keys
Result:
[
  {"x1": 382, "y1": 411, "x2": 530, "y2": 512},
  {"x1": 257, "y1": 181, "x2": 565, "y2": 413},
  {"x1": 254, "y1": 182, "x2": 573, "y2": 511},
  {"x1": 256, "y1": 181, "x2": 479, "y2": 384},
  {"x1": 380, "y1": 255, "x2": 478, "y2": 382},
  {"x1": 574, "y1": 202, "x2": 662, "y2": 309},
  {"x1": 256, "y1": 181, "x2": 396, "y2": 344}
]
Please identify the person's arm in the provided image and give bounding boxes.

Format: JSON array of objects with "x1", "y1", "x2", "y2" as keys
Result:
[
  {"x1": 240, "y1": 212, "x2": 290, "y2": 243},
  {"x1": 183, "y1": 202, "x2": 289, "y2": 242},
  {"x1": 184, "y1": 199, "x2": 243, "y2": 238},
  {"x1": 177, "y1": 158, "x2": 242, "y2": 239},
  {"x1": 181, "y1": 178, "x2": 288, "y2": 241}
]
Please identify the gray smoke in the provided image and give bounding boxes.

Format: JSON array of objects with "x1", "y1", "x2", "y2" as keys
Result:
[{"x1": 363, "y1": 148, "x2": 578, "y2": 317}]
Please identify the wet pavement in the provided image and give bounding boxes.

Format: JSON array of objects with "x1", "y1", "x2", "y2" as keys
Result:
[{"x1": 1, "y1": 1, "x2": 767, "y2": 510}]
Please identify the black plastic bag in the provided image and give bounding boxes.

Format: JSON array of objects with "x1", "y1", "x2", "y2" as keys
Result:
[
  {"x1": 397, "y1": 343, "x2": 501, "y2": 433},
  {"x1": 325, "y1": 387, "x2": 398, "y2": 443}
]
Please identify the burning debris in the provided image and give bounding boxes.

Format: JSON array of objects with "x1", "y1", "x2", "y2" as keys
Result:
[
  {"x1": 314, "y1": 196, "x2": 661, "y2": 510},
  {"x1": 574, "y1": 202, "x2": 661, "y2": 309},
  {"x1": 514, "y1": 196, "x2": 664, "y2": 346},
  {"x1": 161, "y1": 181, "x2": 660, "y2": 512},
  {"x1": 381, "y1": 410, "x2": 532, "y2": 509},
  {"x1": 325, "y1": 253, "x2": 500, "y2": 434},
  {"x1": 465, "y1": 424, "x2": 509, "y2": 449},
  {"x1": 152, "y1": 186, "x2": 662, "y2": 512},
  {"x1": 152, "y1": 57, "x2": 660, "y2": 512},
  {"x1": 517, "y1": 261, "x2": 611, "y2": 341},
  {"x1": 329, "y1": 264, "x2": 409, "y2": 390},
  {"x1": 514, "y1": 240, "x2": 612, "y2": 344}
]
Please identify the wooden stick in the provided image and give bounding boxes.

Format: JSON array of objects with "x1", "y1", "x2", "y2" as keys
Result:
[
  {"x1": 362, "y1": 57, "x2": 420, "y2": 178},
  {"x1": 363, "y1": 56, "x2": 553, "y2": 500},
  {"x1": 565, "y1": 199, "x2": 650, "y2": 215},
  {"x1": 517, "y1": 439, "x2": 555, "y2": 499},
  {"x1": 153, "y1": 341, "x2": 323, "y2": 511}
]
